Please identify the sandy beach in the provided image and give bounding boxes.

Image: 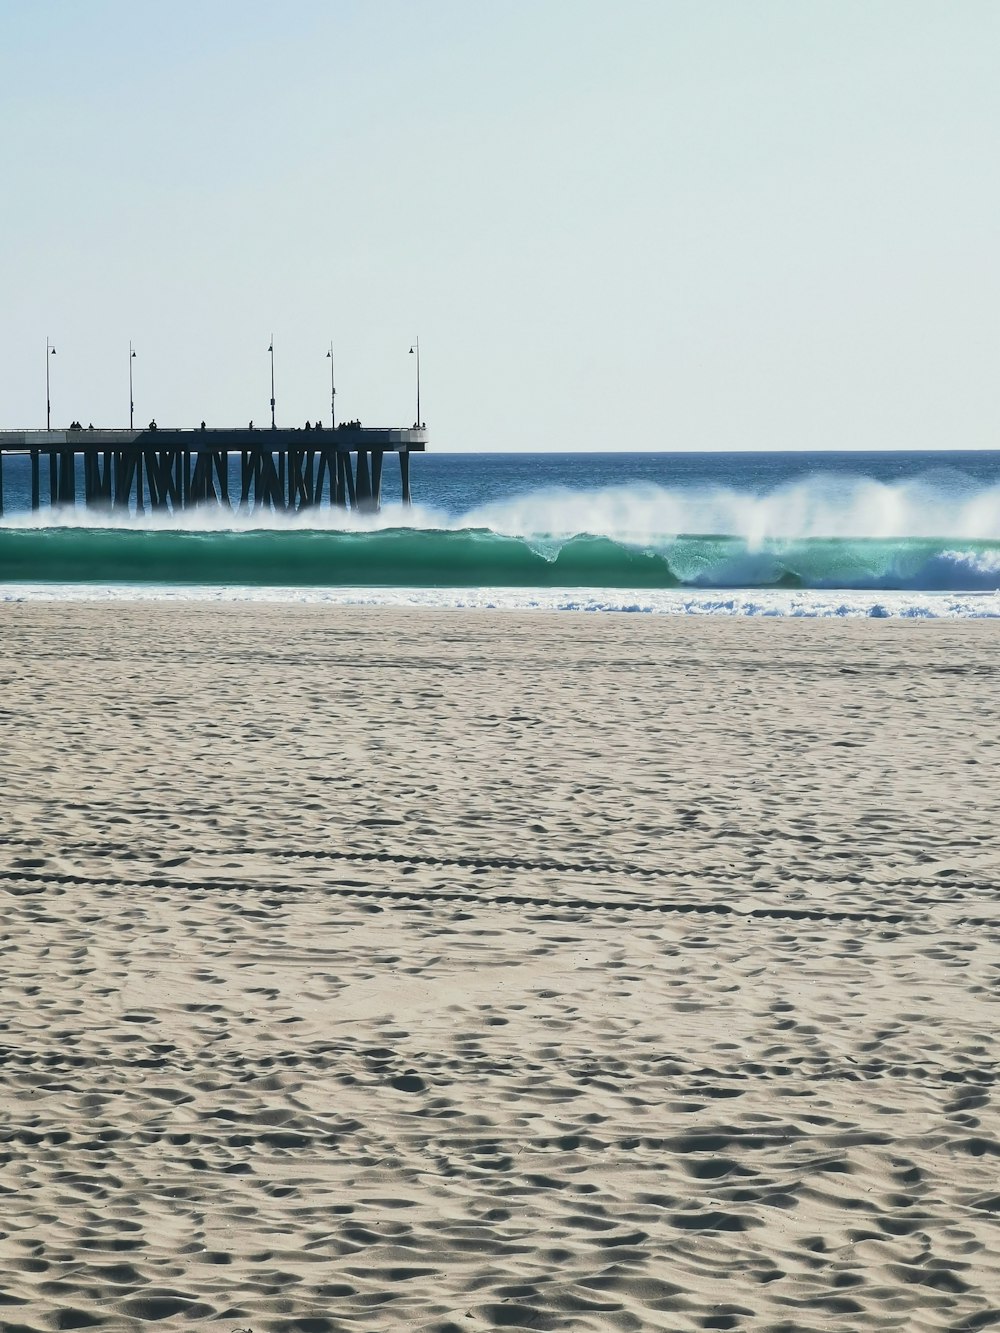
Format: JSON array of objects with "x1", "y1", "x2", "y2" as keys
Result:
[{"x1": 0, "y1": 602, "x2": 997, "y2": 1332}]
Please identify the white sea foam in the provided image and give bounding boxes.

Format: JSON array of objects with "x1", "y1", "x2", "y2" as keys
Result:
[
  {"x1": 464, "y1": 477, "x2": 1000, "y2": 545},
  {"x1": 2, "y1": 583, "x2": 999, "y2": 618}
]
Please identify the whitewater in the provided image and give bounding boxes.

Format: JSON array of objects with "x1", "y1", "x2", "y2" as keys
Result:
[{"x1": 3, "y1": 453, "x2": 1000, "y2": 616}]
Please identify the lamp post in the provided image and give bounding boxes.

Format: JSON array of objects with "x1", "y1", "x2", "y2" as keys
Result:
[
  {"x1": 129, "y1": 342, "x2": 136, "y2": 430},
  {"x1": 268, "y1": 336, "x2": 276, "y2": 428},
  {"x1": 46, "y1": 339, "x2": 56, "y2": 429},
  {"x1": 326, "y1": 343, "x2": 336, "y2": 428},
  {"x1": 409, "y1": 337, "x2": 421, "y2": 427}
]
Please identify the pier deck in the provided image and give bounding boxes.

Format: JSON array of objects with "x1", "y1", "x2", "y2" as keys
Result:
[{"x1": 0, "y1": 426, "x2": 427, "y2": 515}]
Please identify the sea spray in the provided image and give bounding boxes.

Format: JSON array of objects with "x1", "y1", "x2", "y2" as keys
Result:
[
  {"x1": 463, "y1": 476, "x2": 1000, "y2": 544},
  {"x1": 6, "y1": 474, "x2": 1000, "y2": 541}
]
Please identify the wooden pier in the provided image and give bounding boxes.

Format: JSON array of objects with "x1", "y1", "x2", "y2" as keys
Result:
[{"x1": 0, "y1": 425, "x2": 426, "y2": 516}]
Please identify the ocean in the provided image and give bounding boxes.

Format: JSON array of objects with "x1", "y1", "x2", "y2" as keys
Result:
[{"x1": 3, "y1": 449, "x2": 1000, "y2": 616}]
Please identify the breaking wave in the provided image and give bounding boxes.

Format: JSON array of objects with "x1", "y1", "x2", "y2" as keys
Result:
[
  {"x1": 3, "y1": 477, "x2": 1000, "y2": 594},
  {"x1": 0, "y1": 527, "x2": 999, "y2": 592}
]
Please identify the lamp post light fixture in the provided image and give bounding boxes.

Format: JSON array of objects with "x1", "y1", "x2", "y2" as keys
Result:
[
  {"x1": 129, "y1": 342, "x2": 136, "y2": 430},
  {"x1": 326, "y1": 343, "x2": 336, "y2": 428},
  {"x1": 409, "y1": 337, "x2": 421, "y2": 427},
  {"x1": 46, "y1": 338, "x2": 56, "y2": 429},
  {"x1": 268, "y1": 336, "x2": 276, "y2": 429}
]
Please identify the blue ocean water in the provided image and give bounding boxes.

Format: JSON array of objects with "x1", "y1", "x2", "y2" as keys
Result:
[{"x1": 3, "y1": 450, "x2": 1000, "y2": 615}]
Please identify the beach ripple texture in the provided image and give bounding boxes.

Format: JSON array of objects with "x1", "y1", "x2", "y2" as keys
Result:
[{"x1": 0, "y1": 606, "x2": 998, "y2": 1330}]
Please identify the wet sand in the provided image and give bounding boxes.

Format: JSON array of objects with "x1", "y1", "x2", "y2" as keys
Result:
[{"x1": 0, "y1": 602, "x2": 998, "y2": 1331}]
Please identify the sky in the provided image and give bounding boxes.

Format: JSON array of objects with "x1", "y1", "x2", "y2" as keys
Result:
[{"x1": 1, "y1": 0, "x2": 998, "y2": 451}]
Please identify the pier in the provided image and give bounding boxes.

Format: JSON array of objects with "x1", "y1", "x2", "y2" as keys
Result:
[{"x1": 0, "y1": 425, "x2": 427, "y2": 517}]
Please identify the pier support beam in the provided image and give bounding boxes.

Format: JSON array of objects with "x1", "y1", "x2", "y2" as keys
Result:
[
  {"x1": 58, "y1": 450, "x2": 76, "y2": 505},
  {"x1": 114, "y1": 453, "x2": 125, "y2": 512},
  {"x1": 355, "y1": 450, "x2": 373, "y2": 511},
  {"x1": 335, "y1": 453, "x2": 349, "y2": 508},
  {"x1": 145, "y1": 451, "x2": 164, "y2": 509},
  {"x1": 399, "y1": 449, "x2": 411, "y2": 504},
  {"x1": 217, "y1": 451, "x2": 229, "y2": 505},
  {"x1": 257, "y1": 450, "x2": 283, "y2": 509},
  {"x1": 86, "y1": 451, "x2": 110, "y2": 509}
]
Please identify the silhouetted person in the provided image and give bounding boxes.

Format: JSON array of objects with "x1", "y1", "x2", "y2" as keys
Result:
[
  {"x1": 249, "y1": 420, "x2": 254, "y2": 430},
  {"x1": 200, "y1": 420, "x2": 206, "y2": 431},
  {"x1": 304, "y1": 420, "x2": 312, "y2": 431},
  {"x1": 148, "y1": 419, "x2": 157, "y2": 430}
]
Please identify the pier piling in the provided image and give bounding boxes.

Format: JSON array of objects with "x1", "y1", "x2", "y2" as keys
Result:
[{"x1": 0, "y1": 426, "x2": 425, "y2": 517}]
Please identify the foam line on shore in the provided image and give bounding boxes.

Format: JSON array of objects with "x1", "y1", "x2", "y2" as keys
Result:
[{"x1": 3, "y1": 581, "x2": 1000, "y2": 616}]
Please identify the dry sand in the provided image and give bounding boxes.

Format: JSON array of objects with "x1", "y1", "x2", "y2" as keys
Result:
[{"x1": 0, "y1": 602, "x2": 998, "y2": 1332}]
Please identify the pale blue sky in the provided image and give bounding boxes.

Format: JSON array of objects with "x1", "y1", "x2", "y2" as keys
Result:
[{"x1": 2, "y1": 1, "x2": 998, "y2": 450}]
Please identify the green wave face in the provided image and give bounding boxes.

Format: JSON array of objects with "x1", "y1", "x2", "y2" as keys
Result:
[{"x1": 1, "y1": 526, "x2": 1000, "y2": 591}]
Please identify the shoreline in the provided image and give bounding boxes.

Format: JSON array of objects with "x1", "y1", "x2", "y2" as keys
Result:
[
  {"x1": 1, "y1": 603, "x2": 997, "y2": 1329},
  {"x1": 3, "y1": 581, "x2": 1000, "y2": 617}
]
